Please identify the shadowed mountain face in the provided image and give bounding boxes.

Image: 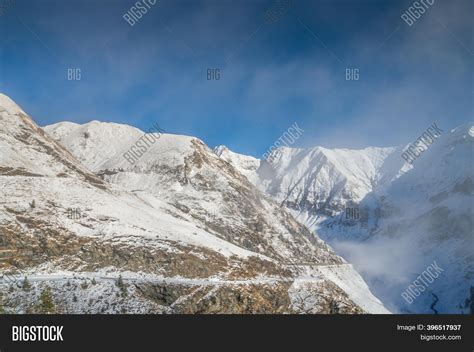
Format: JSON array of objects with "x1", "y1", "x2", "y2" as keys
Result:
[
  {"x1": 0, "y1": 94, "x2": 389, "y2": 314},
  {"x1": 329, "y1": 123, "x2": 473, "y2": 314},
  {"x1": 212, "y1": 123, "x2": 473, "y2": 314}
]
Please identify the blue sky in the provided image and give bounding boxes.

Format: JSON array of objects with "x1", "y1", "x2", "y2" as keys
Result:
[{"x1": 0, "y1": 0, "x2": 472, "y2": 157}]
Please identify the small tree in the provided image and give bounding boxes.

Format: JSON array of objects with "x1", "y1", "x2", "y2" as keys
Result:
[
  {"x1": 0, "y1": 292, "x2": 5, "y2": 314},
  {"x1": 116, "y1": 275, "x2": 127, "y2": 297},
  {"x1": 36, "y1": 287, "x2": 56, "y2": 314},
  {"x1": 329, "y1": 300, "x2": 340, "y2": 314},
  {"x1": 116, "y1": 275, "x2": 124, "y2": 288},
  {"x1": 22, "y1": 276, "x2": 31, "y2": 291}
]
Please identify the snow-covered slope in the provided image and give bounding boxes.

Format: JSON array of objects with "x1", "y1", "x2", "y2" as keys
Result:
[
  {"x1": 213, "y1": 145, "x2": 260, "y2": 184},
  {"x1": 45, "y1": 120, "x2": 338, "y2": 264},
  {"x1": 335, "y1": 123, "x2": 473, "y2": 314},
  {"x1": 216, "y1": 143, "x2": 403, "y2": 230},
  {"x1": 0, "y1": 93, "x2": 265, "y2": 264},
  {"x1": 214, "y1": 125, "x2": 473, "y2": 314},
  {"x1": 44, "y1": 120, "x2": 143, "y2": 171},
  {"x1": 0, "y1": 93, "x2": 389, "y2": 313}
]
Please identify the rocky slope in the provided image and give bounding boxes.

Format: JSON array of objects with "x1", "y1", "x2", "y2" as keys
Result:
[
  {"x1": 0, "y1": 93, "x2": 389, "y2": 314},
  {"x1": 213, "y1": 145, "x2": 260, "y2": 185}
]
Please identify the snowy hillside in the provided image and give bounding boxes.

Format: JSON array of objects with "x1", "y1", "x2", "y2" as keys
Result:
[
  {"x1": 213, "y1": 125, "x2": 473, "y2": 314},
  {"x1": 216, "y1": 143, "x2": 403, "y2": 230},
  {"x1": 0, "y1": 93, "x2": 389, "y2": 314},
  {"x1": 44, "y1": 120, "x2": 340, "y2": 264},
  {"x1": 213, "y1": 145, "x2": 260, "y2": 184},
  {"x1": 338, "y1": 123, "x2": 473, "y2": 314}
]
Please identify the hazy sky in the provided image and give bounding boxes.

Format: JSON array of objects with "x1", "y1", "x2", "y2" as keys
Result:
[{"x1": 0, "y1": 0, "x2": 472, "y2": 157}]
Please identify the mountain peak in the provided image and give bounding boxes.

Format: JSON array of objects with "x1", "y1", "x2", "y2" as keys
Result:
[
  {"x1": 213, "y1": 145, "x2": 229, "y2": 157},
  {"x1": 451, "y1": 121, "x2": 474, "y2": 139},
  {"x1": 0, "y1": 93, "x2": 26, "y2": 115}
]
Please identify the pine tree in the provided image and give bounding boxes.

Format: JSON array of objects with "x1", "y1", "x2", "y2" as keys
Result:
[
  {"x1": 36, "y1": 287, "x2": 56, "y2": 314},
  {"x1": 22, "y1": 276, "x2": 31, "y2": 291},
  {"x1": 329, "y1": 300, "x2": 340, "y2": 314},
  {"x1": 0, "y1": 293, "x2": 5, "y2": 314},
  {"x1": 116, "y1": 275, "x2": 127, "y2": 297}
]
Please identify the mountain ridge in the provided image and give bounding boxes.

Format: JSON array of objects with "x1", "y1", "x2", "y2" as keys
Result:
[{"x1": 0, "y1": 93, "x2": 389, "y2": 314}]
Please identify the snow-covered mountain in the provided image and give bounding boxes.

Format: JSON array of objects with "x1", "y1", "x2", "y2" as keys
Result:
[
  {"x1": 214, "y1": 143, "x2": 407, "y2": 230},
  {"x1": 258, "y1": 146, "x2": 405, "y2": 228},
  {"x1": 214, "y1": 125, "x2": 473, "y2": 314},
  {"x1": 0, "y1": 93, "x2": 389, "y2": 314},
  {"x1": 335, "y1": 123, "x2": 473, "y2": 314},
  {"x1": 44, "y1": 121, "x2": 345, "y2": 265},
  {"x1": 213, "y1": 145, "x2": 260, "y2": 185}
]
